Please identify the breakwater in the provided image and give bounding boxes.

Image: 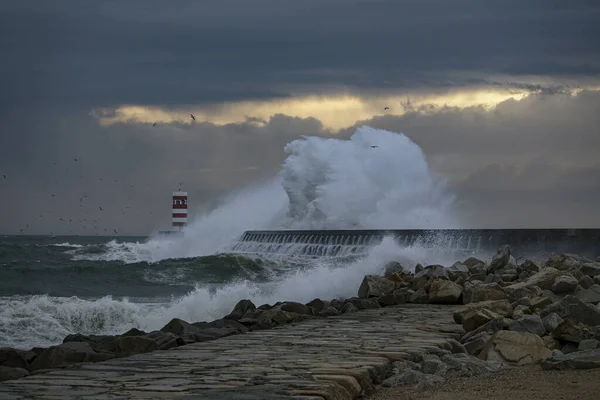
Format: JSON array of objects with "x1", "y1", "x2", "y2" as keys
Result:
[{"x1": 229, "y1": 229, "x2": 600, "y2": 259}]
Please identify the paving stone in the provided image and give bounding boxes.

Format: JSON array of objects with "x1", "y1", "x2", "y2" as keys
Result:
[{"x1": 0, "y1": 304, "x2": 460, "y2": 400}]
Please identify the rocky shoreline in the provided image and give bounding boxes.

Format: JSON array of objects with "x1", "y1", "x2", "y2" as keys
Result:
[{"x1": 2, "y1": 245, "x2": 600, "y2": 393}]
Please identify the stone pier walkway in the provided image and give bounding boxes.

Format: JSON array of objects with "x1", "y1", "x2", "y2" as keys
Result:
[{"x1": 0, "y1": 305, "x2": 463, "y2": 400}]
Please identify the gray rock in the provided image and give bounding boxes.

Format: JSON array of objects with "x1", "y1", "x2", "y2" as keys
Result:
[
  {"x1": 552, "y1": 349, "x2": 564, "y2": 357},
  {"x1": 383, "y1": 261, "x2": 405, "y2": 276},
  {"x1": 382, "y1": 369, "x2": 445, "y2": 388},
  {"x1": 462, "y1": 309, "x2": 502, "y2": 332},
  {"x1": 507, "y1": 314, "x2": 546, "y2": 336},
  {"x1": 30, "y1": 342, "x2": 114, "y2": 371},
  {"x1": 541, "y1": 348, "x2": 600, "y2": 370},
  {"x1": 318, "y1": 305, "x2": 340, "y2": 317},
  {"x1": 519, "y1": 259, "x2": 542, "y2": 274},
  {"x1": 0, "y1": 348, "x2": 30, "y2": 372},
  {"x1": 305, "y1": 298, "x2": 326, "y2": 311},
  {"x1": 484, "y1": 274, "x2": 503, "y2": 284},
  {"x1": 143, "y1": 331, "x2": 184, "y2": 350},
  {"x1": 392, "y1": 360, "x2": 421, "y2": 373},
  {"x1": 421, "y1": 358, "x2": 448, "y2": 376},
  {"x1": 594, "y1": 275, "x2": 600, "y2": 285},
  {"x1": 581, "y1": 263, "x2": 600, "y2": 278},
  {"x1": 530, "y1": 296, "x2": 554, "y2": 312},
  {"x1": 341, "y1": 303, "x2": 359, "y2": 313},
  {"x1": 99, "y1": 336, "x2": 158, "y2": 357},
  {"x1": 562, "y1": 342, "x2": 580, "y2": 354},
  {"x1": 574, "y1": 284, "x2": 600, "y2": 304},
  {"x1": 409, "y1": 288, "x2": 429, "y2": 304},
  {"x1": 441, "y1": 353, "x2": 505, "y2": 377},
  {"x1": 461, "y1": 317, "x2": 504, "y2": 344},
  {"x1": 428, "y1": 279, "x2": 463, "y2": 304},
  {"x1": 512, "y1": 305, "x2": 531, "y2": 319},
  {"x1": 552, "y1": 275, "x2": 579, "y2": 294},
  {"x1": 358, "y1": 275, "x2": 395, "y2": 298},
  {"x1": 490, "y1": 245, "x2": 511, "y2": 272},
  {"x1": 540, "y1": 295, "x2": 600, "y2": 327},
  {"x1": 463, "y1": 332, "x2": 491, "y2": 356},
  {"x1": 0, "y1": 366, "x2": 29, "y2": 382},
  {"x1": 578, "y1": 339, "x2": 600, "y2": 351},
  {"x1": 193, "y1": 318, "x2": 249, "y2": 334},
  {"x1": 278, "y1": 301, "x2": 314, "y2": 315},
  {"x1": 512, "y1": 296, "x2": 533, "y2": 308},
  {"x1": 463, "y1": 257, "x2": 486, "y2": 274},
  {"x1": 552, "y1": 320, "x2": 595, "y2": 343},
  {"x1": 479, "y1": 330, "x2": 552, "y2": 365},
  {"x1": 345, "y1": 297, "x2": 381, "y2": 310},
  {"x1": 448, "y1": 262, "x2": 470, "y2": 281},
  {"x1": 453, "y1": 300, "x2": 513, "y2": 325},
  {"x1": 542, "y1": 312, "x2": 565, "y2": 333},
  {"x1": 224, "y1": 299, "x2": 256, "y2": 321}
]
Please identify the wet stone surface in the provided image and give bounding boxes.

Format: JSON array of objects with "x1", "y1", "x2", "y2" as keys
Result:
[{"x1": 0, "y1": 304, "x2": 462, "y2": 400}]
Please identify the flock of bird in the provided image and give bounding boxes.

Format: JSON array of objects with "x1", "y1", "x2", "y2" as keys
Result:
[
  {"x1": 2, "y1": 144, "x2": 186, "y2": 237},
  {"x1": 3, "y1": 106, "x2": 398, "y2": 236}
]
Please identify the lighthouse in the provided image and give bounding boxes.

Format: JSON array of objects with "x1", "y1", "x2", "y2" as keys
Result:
[{"x1": 171, "y1": 191, "x2": 188, "y2": 230}]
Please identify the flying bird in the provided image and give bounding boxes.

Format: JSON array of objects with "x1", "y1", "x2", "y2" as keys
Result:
[
  {"x1": 113, "y1": 229, "x2": 118, "y2": 234},
  {"x1": 74, "y1": 158, "x2": 78, "y2": 162},
  {"x1": 384, "y1": 107, "x2": 390, "y2": 110},
  {"x1": 152, "y1": 122, "x2": 157, "y2": 127},
  {"x1": 190, "y1": 114, "x2": 196, "y2": 121},
  {"x1": 99, "y1": 206, "x2": 103, "y2": 211},
  {"x1": 371, "y1": 145, "x2": 378, "y2": 148},
  {"x1": 2, "y1": 174, "x2": 5, "y2": 179}
]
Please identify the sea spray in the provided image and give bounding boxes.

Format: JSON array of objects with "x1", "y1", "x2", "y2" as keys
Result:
[
  {"x1": 1, "y1": 125, "x2": 463, "y2": 349},
  {"x1": 1, "y1": 237, "x2": 459, "y2": 349},
  {"x1": 81, "y1": 126, "x2": 458, "y2": 263}
]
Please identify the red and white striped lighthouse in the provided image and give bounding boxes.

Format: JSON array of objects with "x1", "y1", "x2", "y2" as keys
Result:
[{"x1": 172, "y1": 191, "x2": 188, "y2": 230}]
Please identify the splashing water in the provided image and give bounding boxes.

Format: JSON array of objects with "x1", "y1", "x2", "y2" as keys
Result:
[
  {"x1": 3, "y1": 126, "x2": 464, "y2": 349},
  {"x1": 85, "y1": 126, "x2": 458, "y2": 263}
]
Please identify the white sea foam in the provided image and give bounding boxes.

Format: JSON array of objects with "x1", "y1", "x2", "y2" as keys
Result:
[
  {"x1": 3, "y1": 126, "x2": 465, "y2": 349},
  {"x1": 75, "y1": 126, "x2": 459, "y2": 263},
  {"x1": 1, "y1": 238, "x2": 462, "y2": 349}
]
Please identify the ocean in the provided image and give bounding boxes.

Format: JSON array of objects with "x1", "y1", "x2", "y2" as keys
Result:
[{"x1": 0, "y1": 126, "x2": 463, "y2": 350}]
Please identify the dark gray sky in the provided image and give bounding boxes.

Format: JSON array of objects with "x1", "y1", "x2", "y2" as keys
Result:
[{"x1": 1, "y1": 0, "x2": 599, "y2": 235}]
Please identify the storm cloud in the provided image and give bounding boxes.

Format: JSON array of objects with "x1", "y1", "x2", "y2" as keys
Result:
[{"x1": 1, "y1": 1, "x2": 599, "y2": 234}]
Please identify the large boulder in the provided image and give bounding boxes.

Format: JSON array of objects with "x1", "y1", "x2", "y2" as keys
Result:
[
  {"x1": 416, "y1": 265, "x2": 450, "y2": 280},
  {"x1": 144, "y1": 331, "x2": 185, "y2": 350},
  {"x1": 0, "y1": 348, "x2": 30, "y2": 372},
  {"x1": 462, "y1": 309, "x2": 502, "y2": 333},
  {"x1": 358, "y1": 275, "x2": 395, "y2": 298},
  {"x1": 30, "y1": 342, "x2": 114, "y2": 371},
  {"x1": 489, "y1": 245, "x2": 511, "y2": 272},
  {"x1": 552, "y1": 320, "x2": 595, "y2": 343},
  {"x1": 574, "y1": 284, "x2": 600, "y2": 304},
  {"x1": 552, "y1": 275, "x2": 579, "y2": 294},
  {"x1": 540, "y1": 295, "x2": 600, "y2": 327},
  {"x1": 470, "y1": 283, "x2": 508, "y2": 303},
  {"x1": 428, "y1": 280, "x2": 463, "y2": 304},
  {"x1": 541, "y1": 349, "x2": 600, "y2": 370},
  {"x1": 0, "y1": 366, "x2": 29, "y2": 383},
  {"x1": 581, "y1": 263, "x2": 600, "y2": 278},
  {"x1": 224, "y1": 299, "x2": 256, "y2": 321},
  {"x1": 447, "y1": 262, "x2": 470, "y2": 282},
  {"x1": 453, "y1": 300, "x2": 513, "y2": 324},
  {"x1": 505, "y1": 267, "x2": 563, "y2": 293},
  {"x1": 479, "y1": 330, "x2": 552, "y2": 365},
  {"x1": 507, "y1": 315, "x2": 546, "y2": 337},
  {"x1": 518, "y1": 259, "x2": 542, "y2": 274},
  {"x1": 100, "y1": 336, "x2": 158, "y2": 357}
]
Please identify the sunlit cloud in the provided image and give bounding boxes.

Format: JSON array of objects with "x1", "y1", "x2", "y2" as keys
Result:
[{"x1": 91, "y1": 85, "x2": 596, "y2": 131}]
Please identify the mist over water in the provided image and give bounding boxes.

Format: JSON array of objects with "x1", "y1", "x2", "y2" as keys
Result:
[{"x1": 1, "y1": 126, "x2": 464, "y2": 349}]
